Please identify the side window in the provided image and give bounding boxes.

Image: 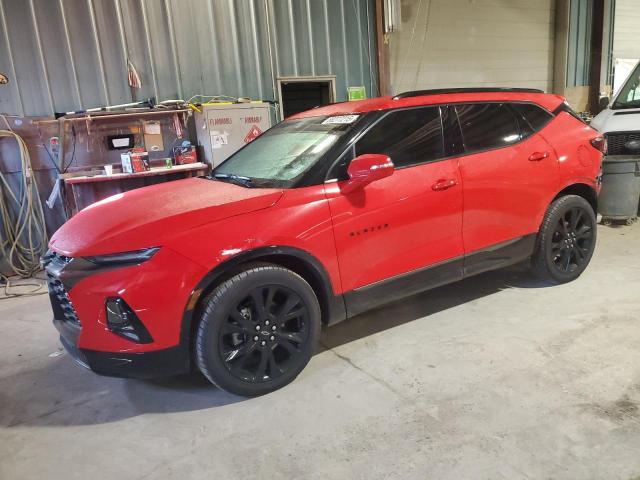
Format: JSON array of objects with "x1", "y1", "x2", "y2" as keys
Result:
[
  {"x1": 455, "y1": 103, "x2": 521, "y2": 153},
  {"x1": 355, "y1": 107, "x2": 444, "y2": 168},
  {"x1": 328, "y1": 145, "x2": 355, "y2": 181},
  {"x1": 442, "y1": 105, "x2": 465, "y2": 157},
  {"x1": 511, "y1": 103, "x2": 553, "y2": 137}
]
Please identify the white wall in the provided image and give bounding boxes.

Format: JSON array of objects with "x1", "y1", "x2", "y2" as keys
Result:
[
  {"x1": 613, "y1": 0, "x2": 640, "y2": 60},
  {"x1": 612, "y1": 0, "x2": 640, "y2": 92},
  {"x1": 389, "y1": 0, "x2": 556, "y2": 94}
]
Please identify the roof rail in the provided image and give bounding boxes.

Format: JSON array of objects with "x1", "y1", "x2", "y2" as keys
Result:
[{"x1": 392, "y1": 87, "x2": 545, "y2": 100}]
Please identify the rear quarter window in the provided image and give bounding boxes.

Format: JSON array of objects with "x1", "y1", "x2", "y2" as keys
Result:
[{"x1": 511, "y1": 103, "x2": 554, "y2": 136}]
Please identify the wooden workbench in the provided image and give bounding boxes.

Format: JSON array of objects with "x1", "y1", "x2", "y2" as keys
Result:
[{"x1": 63, "y1": 162, "x2": 209, "y2": 216}]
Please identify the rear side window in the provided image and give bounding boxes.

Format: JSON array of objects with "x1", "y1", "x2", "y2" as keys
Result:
[
  {"x1": 511, "y1": 103, "x2": 553, "y2": 136},
  {"x1": 552, "y1": 101, "x2": 587, "y2": 124},
  {"x1": 455, "y1": 103, "x2": 520, "y2": 153},
  {"x1": 355, "y1": 106, "x2": 444, "y2": 168}
]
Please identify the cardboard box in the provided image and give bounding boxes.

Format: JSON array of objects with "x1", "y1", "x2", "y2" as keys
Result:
[
  {"x1": 121, "y1": 150, "x2": 150, "y2": 173},
  {"x1": 173, "y1": 145, "x2": 197, "y2": 165},
  {"x1": 143, "y1": 121, "x2": 164, "y2": 152},
  {"x1": 120, "y1": 152, "x2": 133, "y2": 174},
  {"x1": 131, "y1": 151, "x2": 150, "y2": 172}
]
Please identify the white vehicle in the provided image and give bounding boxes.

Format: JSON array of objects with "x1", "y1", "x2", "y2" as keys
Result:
[{"x1": 591, "y1": 61, "x2": 640, "y2": 155}]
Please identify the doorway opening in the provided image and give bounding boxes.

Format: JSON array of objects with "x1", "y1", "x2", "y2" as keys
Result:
[{"x1": 277, "y1": 76, "x2": 336, "y2": 120}]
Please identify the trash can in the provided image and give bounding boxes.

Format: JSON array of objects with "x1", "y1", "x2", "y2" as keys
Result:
[{"x1": 598, "y1": 157, "x2": 640, "y2": 223}]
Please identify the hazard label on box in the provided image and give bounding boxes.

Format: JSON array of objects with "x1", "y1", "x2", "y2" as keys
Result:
[{"x1": 244, "y1": 125, "x2": 263, "y2": 143}]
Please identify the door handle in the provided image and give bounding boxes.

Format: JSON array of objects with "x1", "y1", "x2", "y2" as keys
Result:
[
  {"x1": 431, "y1": 178, "x2": 458, "y2": 191},
  {"x1": 528, "y1": 151, "x2": 549, "y2": 161}
]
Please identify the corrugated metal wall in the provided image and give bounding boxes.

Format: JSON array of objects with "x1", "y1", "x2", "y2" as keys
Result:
[{"x1": 0, "y1": 0, "x2": 378, "y2": 118}]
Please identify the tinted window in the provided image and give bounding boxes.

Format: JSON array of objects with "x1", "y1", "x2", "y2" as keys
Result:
[
  {"x1": 455, "y1": 103, "x2": 520, "y2": 153},
  {"x1": 512, "y1": 103, "x2": 553, "y2": 136},
  {"x1": 442, "y1": 105, "x2": 464, "y2": 157},
  {"x1": 553, "y1": 102, "x2": 587, "y2": 124},
  {"x1": 355, "y1": 107, "x2": 444, "y2": 168}
]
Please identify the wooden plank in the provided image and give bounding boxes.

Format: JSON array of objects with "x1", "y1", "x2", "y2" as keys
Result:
[{"x1": 63, "y1": 162, "x2": 207, "y2": 185}]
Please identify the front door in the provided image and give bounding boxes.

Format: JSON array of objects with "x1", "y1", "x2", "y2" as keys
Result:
[{"x1": 323, "y1": 106, "x2": 464, "y2": 315}]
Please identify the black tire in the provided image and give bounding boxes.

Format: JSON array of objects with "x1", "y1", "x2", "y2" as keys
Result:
[
  {"x1": 532, "y1": 195, "x2": 597, "y2": 283},
  {"x1": 195, "y1": 264, "x2": 321, "y2": 396}
]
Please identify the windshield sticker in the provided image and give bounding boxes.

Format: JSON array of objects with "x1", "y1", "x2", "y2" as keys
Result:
[{"x1": 321, "y1": 115, "x2": 360, "y2": 125}]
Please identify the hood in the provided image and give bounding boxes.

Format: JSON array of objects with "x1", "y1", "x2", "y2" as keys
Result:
[
  {"x1": 591, "y1": 107, "x2": 640, "y2": 134},
  {"x1": 50, "y1": 177, "x2": 283, "y2": 256}
]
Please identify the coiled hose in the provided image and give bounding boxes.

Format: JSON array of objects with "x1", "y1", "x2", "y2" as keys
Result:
[{"x1": 0, "y1": 127, "x2": 49, "y2": 281}]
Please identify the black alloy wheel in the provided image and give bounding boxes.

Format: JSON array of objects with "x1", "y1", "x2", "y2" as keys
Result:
[
  {"x1": 195, "y1": 264, "x2": 320, "y2": 396},
  {"x1": 532, "y1": 195, "x2": 597, "y2": 283},
  {"x1": 219, "y1": 285, "x2": 310, "y2": 383},
  {"x1": 549, "y1": 206, "x2": 595, "y2": 274}
]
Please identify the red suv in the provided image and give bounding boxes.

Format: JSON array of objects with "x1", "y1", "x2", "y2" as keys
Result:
[{"x1": 44, "y1": 88, "x2": 604, "y2": 396}]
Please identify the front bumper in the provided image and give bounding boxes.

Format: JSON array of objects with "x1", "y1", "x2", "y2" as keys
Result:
[
  {"x1": 54, "y1": 318, "x2": 190, "y2": 378},
  {"x1": 43, "y1": 247, "x2": 206, "y2": 379}
]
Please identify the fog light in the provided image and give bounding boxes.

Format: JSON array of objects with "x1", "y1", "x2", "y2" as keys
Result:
[{"x1": 106, "y1": 297, "x2": 153, "y2": 344}]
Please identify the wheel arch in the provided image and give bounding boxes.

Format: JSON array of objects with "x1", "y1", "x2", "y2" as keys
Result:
[
  {"x1": 552, "y1": 182, "x2": 598, "y2": 213},
  {"x1": 180, "y1": 246, "x2": 347, "y2": 363}
]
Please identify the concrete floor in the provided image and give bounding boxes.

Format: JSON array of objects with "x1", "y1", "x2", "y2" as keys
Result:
[{"x1": 1, "y1": 223, "x2": 640, "y2": 480}]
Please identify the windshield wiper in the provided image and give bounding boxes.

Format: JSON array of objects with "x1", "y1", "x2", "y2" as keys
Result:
[{"x1": 212, "y1": 173, "x2": 253, "y2": 188}]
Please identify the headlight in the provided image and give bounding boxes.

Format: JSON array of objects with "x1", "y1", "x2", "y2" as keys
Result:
[{"x1": 84, "y1": 247, "x2": 160, "y2": 266}]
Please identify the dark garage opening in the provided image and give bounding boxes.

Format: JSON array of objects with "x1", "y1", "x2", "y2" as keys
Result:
[{"x1": 280, "y1": 80, "x2": 333, "y2": 118}]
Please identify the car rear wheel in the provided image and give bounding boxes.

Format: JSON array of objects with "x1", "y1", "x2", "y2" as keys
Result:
[
  {"x1": 195, "y1": 264, "x2": 321, "y2": 396},
  {"x1": 532, "y1": 195, "x2": 597, "y2": 283}
]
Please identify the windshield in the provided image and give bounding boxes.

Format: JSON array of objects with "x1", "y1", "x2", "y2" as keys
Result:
[
  {"x1": 613, "y1": 62, "x2": 640, "y2": 109},
  {"x1": 212, "y1": 114, "x2": 360, "y2": 188}
]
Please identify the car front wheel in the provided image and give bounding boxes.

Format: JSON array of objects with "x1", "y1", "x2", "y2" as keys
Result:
[
  {"x1": 195, "y1": 264, "x2": 321, "y2": 396},
  {"x1": 532, "y1": 194, "x2": 597, "y2": 283}
]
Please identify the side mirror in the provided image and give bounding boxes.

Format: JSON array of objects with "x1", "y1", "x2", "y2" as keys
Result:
[
  {"x1": 598, "y1": 96, "x2": 610, "y2": 112},
  {"x1": 342, "y1": 154, "x2": 394, "y2": 193}
]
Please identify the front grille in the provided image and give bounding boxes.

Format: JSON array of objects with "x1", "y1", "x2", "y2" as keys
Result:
[
  {"x1": 41, "y1": 250, "x2": 72, "y2": 265},
  {"x1": 43, "y1": 251, "x2": 80, "y2": 326},
  {"x1": 605, "y1": 131, "x2": 640, "y2": 156}
]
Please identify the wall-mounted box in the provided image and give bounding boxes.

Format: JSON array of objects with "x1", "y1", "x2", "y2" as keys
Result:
[{"x1": 194, "y1": 103, "x2": 272, "y2": 167}]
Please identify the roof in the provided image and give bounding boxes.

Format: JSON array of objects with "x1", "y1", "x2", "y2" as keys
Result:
[{"x1": 290, "y1": 89, "x2": 566, "y2": 120}]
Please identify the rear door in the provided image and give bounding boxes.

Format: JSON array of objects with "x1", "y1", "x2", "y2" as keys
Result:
[
  {"x1": 323, "y1": 106, "x2": 464, "y2": 314},
  {"x1": 454, "y1": 102, "x2": 560, "y2": 257}
]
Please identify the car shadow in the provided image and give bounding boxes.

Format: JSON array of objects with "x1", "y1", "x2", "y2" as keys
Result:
[
  {"x1": 2, "y1": 262, "x2": 553, "y2": 427},
  {"x1": 319, "y1": 261, "x2": 553, "y2": 351},
  {"x1": 0, "y1": 358, "x2": 246, "y2": 428}
]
